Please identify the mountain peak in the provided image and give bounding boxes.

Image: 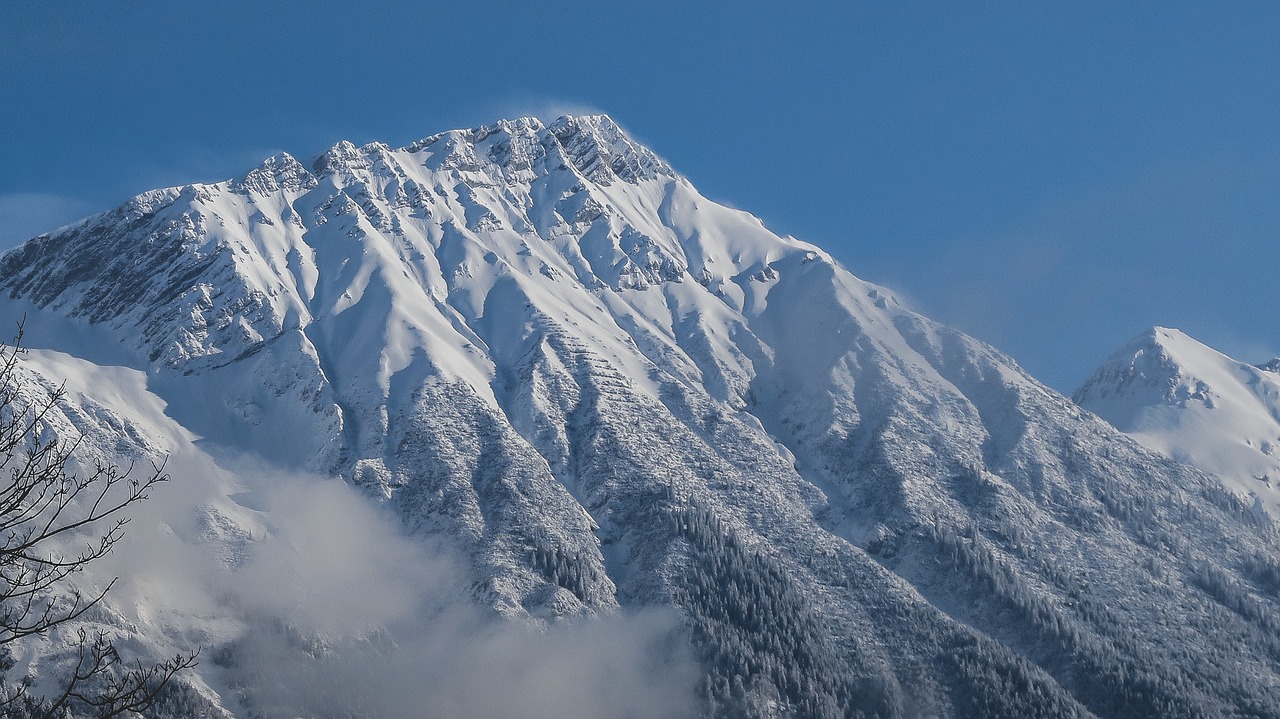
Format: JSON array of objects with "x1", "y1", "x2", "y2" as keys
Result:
[
  {"x1": 1072, "y1": 326, "x2": 1218, "y2": 411},
  {"x1": 236, "y1": 152, "x2": 316, "y2": 195},
  {"x1": 1145, "y1": 325, "x2": 1197, "y2": 348},
  {"x1": 547, "y1": 113, "x2": 671, "y2": 183},
  {"x1": 479, "y1": 115, "x2": 546, "y2": 136},
  {"x1": 0, "y1": 111, "x2": 777, "y2": 373},
  {"x1": 1114, "y1": 325, "x2": 1194, "y2": 356},
  {"x1": 1076, "y1": 326, "x2": 1280, "y2": 518},
  {"x1": 395, "y1": 113, "x2": 672, "y2": 185}
]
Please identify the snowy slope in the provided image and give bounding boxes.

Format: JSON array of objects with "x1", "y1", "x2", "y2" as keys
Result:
[
  {"x1": 0, "y1": 115, "x2": 1278, "y2": 718},
  {"x1": 1074, "y1": 326, "x2": 1280, "y2": 518},
  {"x1": 0, "y1": 348, "x2": 697, "y2": 719},
  {"x1": 0, "y1": 347, "x2": 249, "y2": 717}
]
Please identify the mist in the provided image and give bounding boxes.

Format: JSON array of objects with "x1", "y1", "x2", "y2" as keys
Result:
[{"x1": 91, "y1": 449, "x2": 700, "y2": 719}]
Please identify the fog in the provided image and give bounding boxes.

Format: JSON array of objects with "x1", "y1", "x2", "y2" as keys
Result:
[{"x1": 91, "y1": 449, "x2": 700, "y2": 718}]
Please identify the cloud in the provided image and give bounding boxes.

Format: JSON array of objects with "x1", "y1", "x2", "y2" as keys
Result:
[
  {"x1": 889, "y1": 155, "x2": 1280, "y2": 391},
  {"x1": 0, "y1": 193, "x2": 100, "y2": 249},
  {"x1": 230, "y1": 602, "x2": 698, "y2": 719},
  {"x1": 90, "y1": 450, "x2": 700, "y2": 719}
]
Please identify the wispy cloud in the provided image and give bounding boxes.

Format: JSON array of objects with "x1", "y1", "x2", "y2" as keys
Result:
[
  {"x1": 895, "y1": 155, "x2": 1280, "y2": 390},
  {"x1": 0, "y1": 193, "x2": 100, "y2": 249}
]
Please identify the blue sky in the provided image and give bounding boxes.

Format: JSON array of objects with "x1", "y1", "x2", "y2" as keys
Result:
[{"x1": 3, "y1": 2, "x2": 1278, "y2": 391}]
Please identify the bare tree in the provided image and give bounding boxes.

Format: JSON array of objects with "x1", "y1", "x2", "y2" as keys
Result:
[{"x1": 0, "y1": 324, "x2": 196, "y2": 718}]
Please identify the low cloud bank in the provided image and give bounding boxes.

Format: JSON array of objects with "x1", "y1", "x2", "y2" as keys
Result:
[{"x1": 95, "y1": 451, "x2": 700, "y2": 719}]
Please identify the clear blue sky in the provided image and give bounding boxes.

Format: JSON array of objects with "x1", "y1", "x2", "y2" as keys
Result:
[{"x1": 3, "y1": 2, "x2": 1279, "y2": 391}]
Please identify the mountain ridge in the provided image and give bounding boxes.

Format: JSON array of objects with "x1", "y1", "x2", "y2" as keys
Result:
[{"x1": 0, "y1": 115, "x2": 1277, "y2": 718}]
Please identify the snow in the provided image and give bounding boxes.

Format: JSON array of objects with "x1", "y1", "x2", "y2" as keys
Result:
[
  {"x1": 0, "y1": 114, "x2": 1277, "y2": 717},
  {"x1": 1075, "y1": 326, "x2": 1280, "y2": 518}
]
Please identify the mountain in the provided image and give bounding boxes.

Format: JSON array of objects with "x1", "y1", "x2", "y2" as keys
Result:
[
  {"x1": 1074, "y1": 326, "x2": 1280, "y2": 519},
  {"x1": 1, "y1": 115, "x2": 1278, "y2": 718}
]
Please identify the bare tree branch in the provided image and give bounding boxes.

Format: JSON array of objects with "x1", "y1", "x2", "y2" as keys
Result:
[{"x1": 0, "y1": 319, "x2": 196, "y2": 717}]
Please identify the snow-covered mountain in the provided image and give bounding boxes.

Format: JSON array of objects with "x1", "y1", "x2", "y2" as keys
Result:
[
  {"x1": 1, "y1": 115, "x2": 1278, "y2": 718},
  {"x1": 1074, "y1": 326, "x2": 1280, "y2": 518}
]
